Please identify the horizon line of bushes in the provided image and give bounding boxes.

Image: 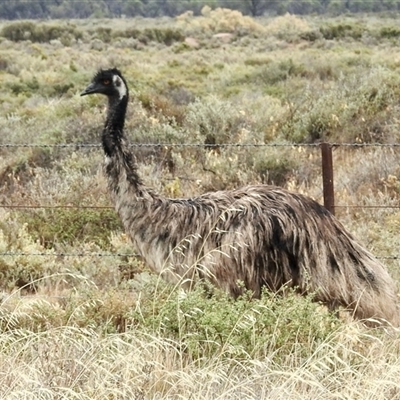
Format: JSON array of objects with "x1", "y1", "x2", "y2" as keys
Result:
[
  {"x1": 0, "y1": 21, "x2": 185, "y2": 46},
  {"x1": 2, "y1": 19, "x2": 400, "y2": 47},
  {"x1": 2, "y1": 0, "x2": 400, "y2": 20}
]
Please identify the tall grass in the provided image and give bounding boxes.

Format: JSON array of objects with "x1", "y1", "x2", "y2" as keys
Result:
[{"x1": 1, "y1": 310, "x2": 400, "y2": 398}]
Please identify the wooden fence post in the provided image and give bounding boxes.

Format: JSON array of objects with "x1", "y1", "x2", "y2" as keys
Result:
[{"x1": 320, "y1": 142, "x2": 335, "y2": 215}]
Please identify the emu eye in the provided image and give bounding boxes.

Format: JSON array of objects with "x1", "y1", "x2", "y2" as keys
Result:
[{"x1": 103, "y1": 79, "x2": 111, "y2": 85}]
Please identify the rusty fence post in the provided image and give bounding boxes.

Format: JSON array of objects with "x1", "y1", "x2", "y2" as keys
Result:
[{"x1": 320, "y1": 142, "x2": 335, "y2": 215}]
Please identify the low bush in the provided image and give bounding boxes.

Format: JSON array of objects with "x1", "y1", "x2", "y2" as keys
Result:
[
  {"x1": 1, "y1": 21, "x2": 83, "y2": 43},
  {"x1": 114, "y1": 27, "x2": 185, "y2": 45},
  {"x1": 320, "y1": 22, "x2": 364, "y2": 40},
  {"x1": 6, "y1": 77, "x2": 40, "y2": 96},
  {"x1": 257, "y1": 59, "x2": 307, "y2": 85},
  {"x1": 253, "y1": 154, "x2": 297, "y2": 186},
  {"x1": 379, "y1": 26, "x2": 400, "y2": 39},
  {"x1": 265, "y1": 13, "x2": 313, "y2": 42},
  {"x1": 0, "y1": 278, "x2": 338, "y2": 359},
  {"x1": 177, "y1": 6, "x2": 265, "y2": 36},
  {"x1": 184, "y1": 96, "x2": 249, "y2": 144},
  {"x1": 0, "y1": 211, "x2": 56, "y2": 291},
  {"x1": 131, "y1": 283, "x2": 339, "y2": 360},
  {"x1": 20, "y1": 207, "x2": 122, "y2": 248},
  {"x1": 279, "y1": 68, "x2": 400, "y2": 143}
]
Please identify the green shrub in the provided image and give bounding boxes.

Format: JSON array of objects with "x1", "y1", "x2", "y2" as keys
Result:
[
  {"x1": 36, "y1": 24, "x2": 83, "y2": 43},
  {"x1": 1, "y1": 21, "x2": 83, "y2": 43},
  {"x1": 320, "y1": 23, "x2": 364, "y2": 40},
  {"x1": 6, "y1": 77, "x2": 39, "y2": 96},
  {"x1": 1, "y1": 21, "x2": 37, "y2": 41},
  {"x1": 0, "y1": 287, "x2": 137, "y2": 333},
  {"x1": 379, "y1": 26, "x2": 400, "y2": 39},
  {"x1": 132, "y1": 284, "x2": 338, "y2": 359},
  {"x1": 114, "y1": 27, "x2": 184, "y2": 45},
  {"x1": 185, "y1": 96, "x2": 250, "y2": 144},
  {"x1": 143, "y1": 28, "x2": 184, "y2": 45},
  {"x1": 0, "y1": 212, "x2": 56, "y2": 291},
  {"x1": 5, "y1": 74, "x2": 77, "y2": 98},
  {"x1": 20, "y1": 207, "x2": 122, "y2": 248},
  {"x1": 0, "y1": 148, "x2": 53, "y2": 188},
  {"x1": 299, "y1": 29, "x2": 322, "y2": 42},
  {"x1": 245, "y1": 59, "x2": 306, "y2": 87},
  {"x1": 90, "y1": 27, "x2": 112, "y2": 43},
  {"x1": 137, "y1": 91, "x2": 187, "y2": 126},
  {"x1": 60, "y1": 288, "x2": 136, "y2": 333},
  {"x1": 278, "y1": 68, "x2": 399, "y2": 143},
  {"x1": 244, "y1": 57, "x2": 272, "y2": 67},
  {"x1": 253, "y1": 155, "x2": 296, "y2": 186},
  {"x1": 0, "y1": 276, "x2": 339, "y2": 346},
  {"x1": 265, "y1": 13, "x2": 313, "y2": 42}
]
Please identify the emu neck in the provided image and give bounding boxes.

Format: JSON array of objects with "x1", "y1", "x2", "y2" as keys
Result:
[
  {"x1": 102, "y1": 95, "x2": 128, "y2": 155},
  {"x1": 102, "y1": 94, "x2": 144, "y2": 193}
]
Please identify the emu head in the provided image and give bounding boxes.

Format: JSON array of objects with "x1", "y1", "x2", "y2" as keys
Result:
[{"x1": 80, "y1": 68, "x2": 128, "y2": 100}]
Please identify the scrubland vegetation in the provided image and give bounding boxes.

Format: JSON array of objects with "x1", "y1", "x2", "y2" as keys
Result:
[
  {"x1": 4, "y1": 0, "x2": 400, "y2": 19},
  {"x1": 1, "y1": 10, "x2": 400, "y2": 399}
]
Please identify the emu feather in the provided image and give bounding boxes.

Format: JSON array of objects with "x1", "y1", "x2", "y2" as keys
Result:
[{"x1": 81, "y1": 68, "x2": 399, "y2": 326}]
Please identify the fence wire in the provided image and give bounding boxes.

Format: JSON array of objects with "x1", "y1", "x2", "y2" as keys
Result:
[
  {"x1": 0, "y1": 205, "x2": 114, "y2": 210},
  {"x1": 0, "y1": 251, "x2": 397, "y2": 261},
  {"x1": 0, "y1": 143, "x2": 310, "y2": 148},
  {"x1": 0, "y1": 251, "x2": 138, "y2": 257},
  {"x1": 1, "y1": 142, "x2": 400, "y2": 149}
]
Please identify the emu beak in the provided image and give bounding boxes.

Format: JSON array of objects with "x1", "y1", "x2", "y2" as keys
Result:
[{"x1": 80, "y1": 82, "x2": 97, "y2": 96}]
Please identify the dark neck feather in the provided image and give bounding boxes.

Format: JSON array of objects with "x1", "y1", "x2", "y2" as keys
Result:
[
  {"x1": 102, "y1": 95, "x2": 128, "y2": 156},
  {"x1": 102, "y1": 93, "x2": 143, "y2": 192}
]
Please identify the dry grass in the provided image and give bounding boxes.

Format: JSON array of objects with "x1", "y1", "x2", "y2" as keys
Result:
[
  {"x1": 1, "y1": 13, "x2": 400, "y2": 399},
  {"x1": 1, "y1": 321, "x2": 400, "y2": 399}
]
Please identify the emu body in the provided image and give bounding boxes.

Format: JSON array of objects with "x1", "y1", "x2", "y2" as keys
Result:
[{"x1": 81, "y1": 68, "x2": 399, "y2": 325}]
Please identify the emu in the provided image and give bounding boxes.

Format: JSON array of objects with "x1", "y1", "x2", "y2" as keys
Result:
[{"x1": 81, "y1": 68, "x2": 399, "y2": 326}]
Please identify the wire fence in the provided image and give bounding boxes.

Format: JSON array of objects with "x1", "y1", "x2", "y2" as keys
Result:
[
  {"x1": 1, "y1": 141, "x2": 399, "y2": 261},
  {"x1": 0, "y1": 251, "x2": 137, "y2": 257},
  {"x1": 0, "y1": 251, "x2": 398, "y2": 260},
  {"x1": 1, "y1": 142, "x2": 400, "y2": 148}
]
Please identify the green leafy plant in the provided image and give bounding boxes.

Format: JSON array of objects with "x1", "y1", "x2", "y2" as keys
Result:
[
  {"x1": 320, "y1": 22, "x2": 364, "y2": 40},
  {"x1": 1, "y1": 21, "x2": 83, "y2": 43},
  {"x1": 21, "y1": 208, "x2": 122, "y2": 248},
  {"x1": 131, "y1": 283, "x2": 339, "y2": 360}
]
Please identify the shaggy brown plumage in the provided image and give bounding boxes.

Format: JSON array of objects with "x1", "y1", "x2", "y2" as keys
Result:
[{"x1": 81, "y1": 68, "x2": 399, "y2": 326}]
